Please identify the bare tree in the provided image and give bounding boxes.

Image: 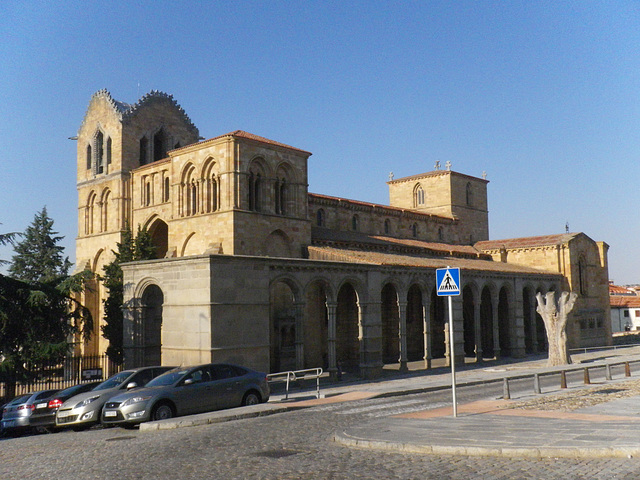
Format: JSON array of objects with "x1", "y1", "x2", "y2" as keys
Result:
[{"x1": 535, "y1": 291, "x2": 578, "y2": 366}]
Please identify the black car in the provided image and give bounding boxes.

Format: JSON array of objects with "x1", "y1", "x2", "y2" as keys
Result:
[{"x1": 30, "y1": 382, "x2": 102, "y2": 431}]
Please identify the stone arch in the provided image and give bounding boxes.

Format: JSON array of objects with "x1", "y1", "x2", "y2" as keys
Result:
[
  {"x1": 269, "y1": 276, "x2": 302, "y2": 372},
  {"x1": 85, "y1": 190, "x2": 97, "y2": 235},
  {"x1": 462, "y1": 282, "x2": 479, "y2": 358},
  {"x1": 406, "y1": 283, "x2": 425, "y2": 362},
  {"x1": 202, "y1": 157, "x2": 219, "y2": 213},
  {"x1": 480, "y1": 283, "x2": 497, "y2": 359},
  {"x1": 275, "y1": 161, "x2": 295, "y2": 216},
  {"x1": 180, "y1": 163, "x2": 198, "y2": 216},
  {"x1": 145, "y1": 216, "x2": 168, "y2": 259},
  {"x1": 304, "y1": 277, "x2": 334, "y2": 370},
  {"x1": 100, "y1": 188, "x2": 111, "y2": 233},
  {"x1": 248, "y1": 157, "x2": 268, "y2": 212},
  {"x1": 498, "y1": 283, "x2": 514, "y2": 357},
  {"x1": 522, "y1": 283, "x2": 537, "y2": 354},
  {"x1": 139, "y1": 283, "x2": 164, "y2": 366},
  {"x1": 381, "y1": 281, "x2": 400, "y2": 364},
  {"x1": 264, "y1": 229, "x2": 292, "y2": 258},
  {"x1": 336, "y1": 280, "x2": 361, "y2": 372},
  {"x1": 180, "y1": 232, "x2": 197, "y2": 257}
]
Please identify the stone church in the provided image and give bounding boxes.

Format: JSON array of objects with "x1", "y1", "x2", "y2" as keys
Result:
[{"x1": 75, "y1": 89, "x2": 611, "y2": 378}]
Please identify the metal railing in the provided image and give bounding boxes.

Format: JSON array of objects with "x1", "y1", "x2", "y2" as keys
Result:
[
  {"x1": 267, "y1": 367, "x2": 323, "y2": 400},
  {"x1": 569, "y1": 343, "x2": 640, "y2": 355}
]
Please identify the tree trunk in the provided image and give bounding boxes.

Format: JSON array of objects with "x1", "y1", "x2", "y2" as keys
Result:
[{"x1": 535, "y1": 291, "x2": 578, "y2": 367}]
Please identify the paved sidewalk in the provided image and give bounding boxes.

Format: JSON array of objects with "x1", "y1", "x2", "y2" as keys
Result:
[{"x1": 141, "y1": 346, "x2": 640, "y2": 458}]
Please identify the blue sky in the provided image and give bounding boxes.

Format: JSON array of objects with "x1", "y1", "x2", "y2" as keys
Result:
[{"x1": 1, "y1": 1, "x2": 639, "y2": 283}]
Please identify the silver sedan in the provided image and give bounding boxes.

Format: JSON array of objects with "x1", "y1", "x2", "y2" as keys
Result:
[{"x1": 101, "y1": 363, "x2": 270, "y2": 426}]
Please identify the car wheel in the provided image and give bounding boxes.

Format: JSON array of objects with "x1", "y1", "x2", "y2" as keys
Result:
[
  {"x1": 152, "y1": 403, "x2": 174, "y2": 421},
  {"x1": 242, "y1": 391, "x2": 261, "y2": 406}
]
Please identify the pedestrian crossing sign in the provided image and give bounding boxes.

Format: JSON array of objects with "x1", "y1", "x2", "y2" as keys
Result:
[{"x1": 436, "y1": 267, "x2": 461, "y2": 296}]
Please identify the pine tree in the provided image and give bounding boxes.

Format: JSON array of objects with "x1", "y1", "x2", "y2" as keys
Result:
[
  {"x1": 0, "y1": 210, "x2": 92, "y2": 397},
  {"x1": 101, "y1": 224, "x2": 156, "y2": 364},
  {"x1": 8, "y1": 207, "x2": 71, "y2": 282}
]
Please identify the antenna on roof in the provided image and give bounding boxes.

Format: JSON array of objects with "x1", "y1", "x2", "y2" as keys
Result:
[{"x1": 565, "y1": 221, "x2": 569, "y2": 233}]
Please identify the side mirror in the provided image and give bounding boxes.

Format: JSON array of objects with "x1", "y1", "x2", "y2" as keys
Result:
[
  {"x1": 183, "y1": 378, "x2": 194, "y2": 386},
  {"x1": 126, "y1": 382, "x2": 138, "y2": 390}
]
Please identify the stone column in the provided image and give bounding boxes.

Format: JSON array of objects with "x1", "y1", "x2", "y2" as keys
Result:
[
  {"x1": 398, "y1": 301, "x2": 408, "y2": 372},
  {"x1": 326, "y1": 302, "x2": 338, "y2": 379},
  {"x1": 474, "y1": 295, "x2": 482, "y2": 362},
  {"x1": 294, "y1": 302, "x2": 305, "y2": 371},
  {"x1": 358, "y1": 301, "x2": 383, "y2": 379}
]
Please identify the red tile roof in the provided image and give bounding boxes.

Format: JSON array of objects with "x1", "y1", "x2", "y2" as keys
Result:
[
  {"x1": 307, "y1": 245, "x2": 560, "y2": 276},
  {"x1": 475, "y1": 233, "x2": 579, "y2": 251},
  {"x1": 610, "y1": 284, "x2": 637, "y2": 296},
  {"x1": 610, "y1": 296, "x2": 640, "y2": 308},
  {"x1": 172, "y1": 130, "x2": 311, "y2": 155},
  {"x1": 312, "y1": 227, "x2": 483, "y2": 258}
]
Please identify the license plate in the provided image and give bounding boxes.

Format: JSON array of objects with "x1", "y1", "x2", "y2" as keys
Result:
[
  {"x1": 2, "y1": 420, "x2": 15, "y2": 428},
  {"x1": 104, "y1": 411, "x2": 117, "y2": 417},
  {"x1": 36, "y1": 403, "x2": 47, "y2": 409},
  {"x1": 57, "y1": 410, "x2": 71, "y2": 418}
]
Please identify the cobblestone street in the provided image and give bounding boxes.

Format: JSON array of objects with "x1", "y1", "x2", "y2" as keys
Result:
[{"x1": 3, "y1": 385, "x2": 640, "y2": 480}]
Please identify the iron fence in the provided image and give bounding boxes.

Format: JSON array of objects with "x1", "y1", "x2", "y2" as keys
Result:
[{"x1": 0, "y1": 355, "x2": 123, "y2": 402}]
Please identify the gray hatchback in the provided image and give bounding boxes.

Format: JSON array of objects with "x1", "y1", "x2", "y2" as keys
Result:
[{"x1": 101, "y1": 363, "x2": 270, "y2": 426}]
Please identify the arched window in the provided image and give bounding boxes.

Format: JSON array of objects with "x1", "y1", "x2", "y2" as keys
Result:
[
  {"x1": 275, "y1": 178, "x2": 287, "y2": 215},
  {"x1": 578, "y1": 256, "x2": 588, "y2": 296},
  {"x1": 180, "y1": 165, "x2": 198, "y2": 217},
  {"x1": 249, "y1": 173, "x2": 262, "y2": 211},
  {"x1": 412, "y1": 223, "x2": 418, "y2": 238},
  {"x1": 163, "y1": 177, "x2": 170, "y2": 203},
  {"x1": 188, "y1": 181, "x2": 198, "y2": 215},
  {"x1": 438, "y1": 226, "x2": 444, "y2": 241},
  {"x1": 153, "y1": 128, "x2": 167, "y2": 162},
  {"x1": 85, "y1": 192, "x2": 96, "y2": 235},
  {"x1": 86, "y1": 144, "x2": 92, "y2": 170},
  {"x1": 96, "y1": 132, "x2": 104, "y2": 174},
  {"x1": 101, "y1": 190, "x2": 110, "y2": 232},
  {"x1": 384, "y1": 219, "x2": 390, "y2": 235},
  {"x1": 139, "y1": 136, "x2": 148, "y2": 165},
  {"x1": 106, "y1": 137, "x2": 112, "y2": 166},
  {"x1": 206, "y1": 176, "x2": 218, "y2": 212},
  {"x1": 466, "y1": 182, "x2": 473, "y2": 206},
  {"x1": 414, "y1": 184, "x2": 425, "y2": 207},
  {"x1": 316, "y1": 209, "x2": 325, "y2": 227},
  {"x1": 145, "y1": 181, "x2": 151, "y2": 206},
  {"x1": 352, "y1": 214, "x2": 359, "y2": 231}
]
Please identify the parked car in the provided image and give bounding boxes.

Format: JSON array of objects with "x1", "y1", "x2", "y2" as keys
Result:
[
  {"x1": 1, "y1": 390, "x2": 59, "y2": 434},
  {"x1": 56, "y1": 366, "x2": 173, "y2": 430},
  {"x1": 101, "y1": 363, "x2": 270, "y2": 426},
  {"x1": 30, "y1": 381, "x2": 102, "y2": 431}
]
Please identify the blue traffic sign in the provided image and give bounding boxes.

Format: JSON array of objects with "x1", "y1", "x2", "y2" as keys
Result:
[{"x1": 436, "y1": 267, "x2": 461, "y2": 296}]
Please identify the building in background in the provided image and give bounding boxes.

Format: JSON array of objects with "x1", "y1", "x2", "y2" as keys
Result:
[{"x1": 74, "y1": 90, "x2": 611, "y2": 378}]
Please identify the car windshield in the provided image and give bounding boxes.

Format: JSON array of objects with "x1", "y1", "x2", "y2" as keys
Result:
[
  {"x1": 93, "y1": 371, "x2": 134, "y2": 391},
  {"x1": 146, "y1": 369, "x2": 189, "y2": 387}
]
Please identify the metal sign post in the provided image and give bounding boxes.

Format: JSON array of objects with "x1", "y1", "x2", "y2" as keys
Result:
[{"x1": 436, "y1": 267, "x2": 461, "y2": 418}]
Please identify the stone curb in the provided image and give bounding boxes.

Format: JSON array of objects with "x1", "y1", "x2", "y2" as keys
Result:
[
  {"x1": 139, "y1": 404, "x2": 304, "y2": 431},
  {"x1": 332, "y1": 431, "x2": 640, "y2": 459}
]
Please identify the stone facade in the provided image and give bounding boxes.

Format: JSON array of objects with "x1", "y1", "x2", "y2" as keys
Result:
[{"x1": 74, "y1": 90, "x2": 611, "y2": 377}]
